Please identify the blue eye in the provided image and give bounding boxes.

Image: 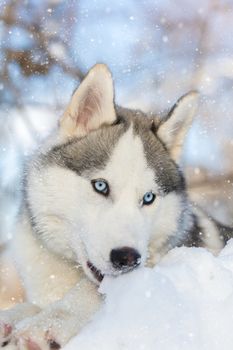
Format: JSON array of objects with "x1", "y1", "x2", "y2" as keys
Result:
[
  {"x1": 91, "y1": 179, "x2": 109, "y2": 196},
  {"x1": 142, "y1": 191, "x2": 156, "y2": 205}
]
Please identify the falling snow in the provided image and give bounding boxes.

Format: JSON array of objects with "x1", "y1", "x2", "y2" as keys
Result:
[{"x1": 0, "y1": 0, "x2": 233, "y2": 348}]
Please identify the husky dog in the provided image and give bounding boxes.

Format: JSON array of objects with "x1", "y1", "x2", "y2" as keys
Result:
[{"x1": 0, "y1": 64, "x2": 232, "y2": 350}]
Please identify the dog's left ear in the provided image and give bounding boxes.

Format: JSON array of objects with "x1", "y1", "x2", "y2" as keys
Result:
[
  {"x1": 60, "y1": 64, "x2": 116, "y2": 138},
  {"x1": 157, "y1": 91, "x2": 199, "y2": 163}
]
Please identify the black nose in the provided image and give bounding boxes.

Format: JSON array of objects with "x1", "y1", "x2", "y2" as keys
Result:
[{"x1": 110, "y1": 247, "x2": 141, "y2": 270}]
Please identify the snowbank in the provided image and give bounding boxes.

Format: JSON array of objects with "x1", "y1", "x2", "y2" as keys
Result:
[{"x1": 65, "y1": 240, "x2": 233, "y2": 350}]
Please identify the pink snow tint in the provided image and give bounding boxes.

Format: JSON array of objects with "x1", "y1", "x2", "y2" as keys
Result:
[{"x1": 65, "y1": 240, "x2": 233, "y2": 350}]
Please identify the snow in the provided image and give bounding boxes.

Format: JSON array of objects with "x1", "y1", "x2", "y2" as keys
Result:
[{"x1": 65, "y1": 240, "x2": 233, "y2": 350}]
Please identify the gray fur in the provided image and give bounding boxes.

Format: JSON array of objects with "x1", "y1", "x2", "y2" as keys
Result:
[
  {"x1": 116, "y1": 106, "x2": 186, "y2": 195},
  {"x1": 39, "y1": 106, "x2": 184, "y2": 195},
  {"x1": 38, "y1": 119, "x2": 128, "y2": 176}
]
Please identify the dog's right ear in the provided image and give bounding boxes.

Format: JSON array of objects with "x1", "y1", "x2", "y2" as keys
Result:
[{"x1": 59, "y1": 64, "x2": 116, "y2": 138}]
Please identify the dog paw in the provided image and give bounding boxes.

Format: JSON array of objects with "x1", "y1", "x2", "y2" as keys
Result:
[
  {"x1": 0, "y1": 322, "x2": 13, "y2": 347},
  {"x1": 12, "y1": 328, "x2": 61, "y2": 350},
  {"x1": 0, "y1": 304, "x2": 41, "y2": 349},
  {"x1": 14, "y1": 334, "x2": 60, "y2": 350},
  {"x1": 2, "y1": 303, "x2": 81, "y2": 349}
]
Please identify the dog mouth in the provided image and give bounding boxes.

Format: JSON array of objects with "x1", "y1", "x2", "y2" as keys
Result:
[
  {"x1": 87, "y1": 260, "x2": 140, "y2": 283},
  {"x1": 87, "y1": 261, "x2": 104, "y2": 282}
]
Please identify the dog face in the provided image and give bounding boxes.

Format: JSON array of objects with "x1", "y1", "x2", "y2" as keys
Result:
[{"x1": 26, "y1": 64, "x2": 198, "y2": 284}]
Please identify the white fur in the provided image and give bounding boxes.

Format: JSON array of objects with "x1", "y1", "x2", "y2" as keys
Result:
[
  {"x1": 11, "y1": 215, "x2": 81, "y2": 307},
  {"x1": 147, "y1": 192, "x2": 186, "y2": 266},
  {"x1": 26, "y1": 127, "x2": 162, "y2": 281}
]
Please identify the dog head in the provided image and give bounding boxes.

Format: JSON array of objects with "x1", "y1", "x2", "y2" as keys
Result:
[{"x1": 26, "y1": 64, "x2": 198, "y2": 284}]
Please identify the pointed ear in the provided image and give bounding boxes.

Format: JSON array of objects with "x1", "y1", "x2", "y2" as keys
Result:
[
  {"x1": 157, "y1": 91, "x2": 199, "y2": 163},
  {"x1": 59, "y1": 64, "x2": 116, "y2": 138}
]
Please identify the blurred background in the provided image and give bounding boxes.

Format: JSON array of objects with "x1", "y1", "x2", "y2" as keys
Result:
[{"x1": 0, "y1": 0, "x2": 233, "y2": 306}]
